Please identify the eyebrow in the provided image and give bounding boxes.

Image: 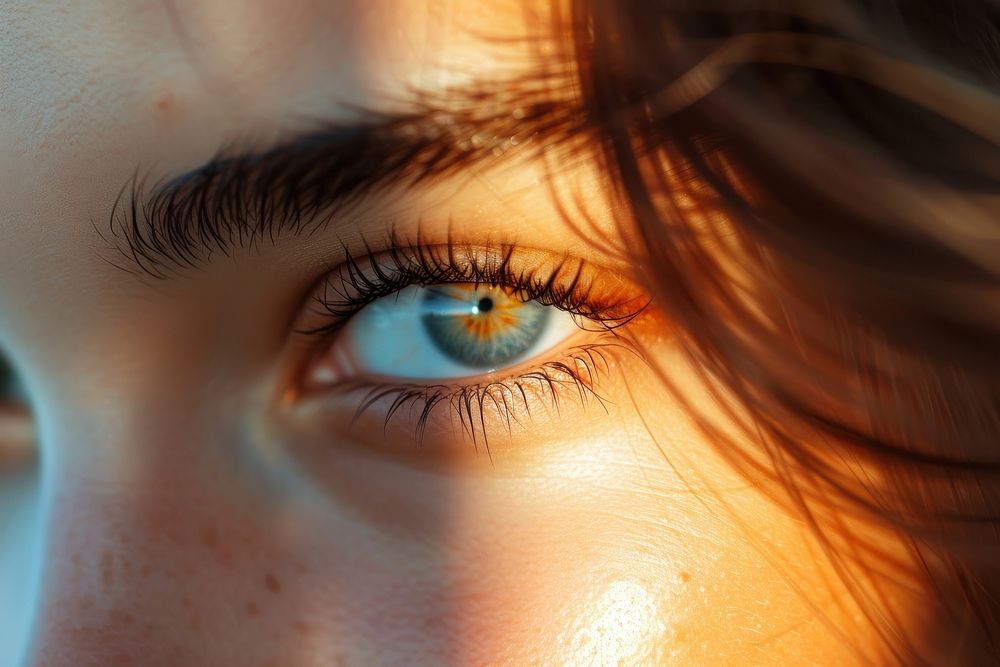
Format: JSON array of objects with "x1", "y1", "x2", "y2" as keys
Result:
[{"x1": 105, "y1": 90, "x2": 583, "y2": 279}]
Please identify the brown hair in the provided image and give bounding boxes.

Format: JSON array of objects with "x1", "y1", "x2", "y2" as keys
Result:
[{"x1": 561, "y1": 1, "x2": 1000, "y2": 663}]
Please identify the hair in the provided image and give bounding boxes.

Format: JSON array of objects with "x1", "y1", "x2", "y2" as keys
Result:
[{"x1": 553, "y1": 1, "x2": 1000, "y2": 663}]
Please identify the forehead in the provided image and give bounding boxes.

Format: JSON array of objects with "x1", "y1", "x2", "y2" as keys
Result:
[
  {"x1": 1, "y1": 1, "x2": 537, "y2": 170},
  {"x1": 2, "y1": 1, "x2": 536, "y2": 123},
  {"x1": 0, "y1": 0, "x2": 545, "y2": 319}
]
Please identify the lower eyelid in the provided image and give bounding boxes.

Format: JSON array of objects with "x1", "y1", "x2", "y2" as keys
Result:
[{"x1": 282, "y1": 336, "x2": 631, "y2": 460}]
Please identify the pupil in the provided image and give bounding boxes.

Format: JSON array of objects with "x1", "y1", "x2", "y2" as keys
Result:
[{"x1": 477, "y1": 297, "x2": 494, "y2": 313}]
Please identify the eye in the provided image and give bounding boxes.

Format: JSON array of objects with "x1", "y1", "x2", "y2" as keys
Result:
[
  {"x1": 308, "y1": 283, "x2": 581, "y2": 383},
  {"x1": 283, "y1": 244, "x2": 649, "y2": 452}
]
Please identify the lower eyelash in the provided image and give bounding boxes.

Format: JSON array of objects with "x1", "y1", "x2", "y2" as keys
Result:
[{"x1": 333, "y1": 341, "x2": 627, "y2": 455}]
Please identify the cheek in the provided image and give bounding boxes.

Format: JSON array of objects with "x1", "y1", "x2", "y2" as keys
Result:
[
  {"x1": 404, "y1": 434, "x2": 891, "y2": 666},
  {"x1": 433, "y1": 481, "x2": 678, "y2": 665},
  {"x1": 13, "y1": 358, "x2": 898, "y2": 665},
  {"x1": 230, "y1": 423, "x2": 685, "y2": 662}
]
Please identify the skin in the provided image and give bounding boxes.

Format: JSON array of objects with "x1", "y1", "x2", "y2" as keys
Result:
[{"x1": 0, "y1": 1, "x2": 927, "y2": 665}]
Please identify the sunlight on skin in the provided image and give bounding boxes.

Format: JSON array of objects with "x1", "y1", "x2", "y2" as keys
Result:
[{"x1": 570, "y1": 580, "x2": 669, "y2": 664}]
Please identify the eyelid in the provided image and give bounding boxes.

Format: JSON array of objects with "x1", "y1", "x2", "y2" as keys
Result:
[
  {"x1": 285, "y1": 338, "x2": 632, "y2": 459},
  {"x1": 296, "y1": 241, "x2": 649, "y2": 339}
]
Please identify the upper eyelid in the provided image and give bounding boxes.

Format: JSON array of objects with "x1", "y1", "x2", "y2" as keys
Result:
[{"x1": 296, "y1": 241, "x2": 649, "y2": 339}]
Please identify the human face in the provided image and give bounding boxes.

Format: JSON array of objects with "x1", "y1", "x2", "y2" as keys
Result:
[{"x1": 1, "y1": 2, "x2": 919, "y2": 665}]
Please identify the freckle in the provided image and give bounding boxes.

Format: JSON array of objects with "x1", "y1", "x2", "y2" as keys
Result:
[
  {"x1": 112, "y1": 609, "x2": 135, "y2": 626},
  {"x1": 189, "y1": 615, "x2": 201, "y2": 631},
  {"x1": 140, "y1": 564, "x2": 152, "y2": 578},
  {"x1": 264, "y1": 573, "x2": 281, "y2": 593},
  {"x1": 109, "y1": 652, "x2": 133, "y2": 666},
  {"x1": 155, "y1": 93, "x2": 173, "y2": 112},
  {"x1": 101, "y1": 551, "x2": 114, "y2": 587},
  {"x1": 246, "y1": 601, "x2": 259, "y2": 616},
  {"x1": 680, "y1": 571, "x2": 691, "y2": 583},
  {"x1": 180, "y1": 596, "x2": 191, "y2": 608},
  {"x1": 201, "y1": 526, "x2": 218, "y2": 548}
]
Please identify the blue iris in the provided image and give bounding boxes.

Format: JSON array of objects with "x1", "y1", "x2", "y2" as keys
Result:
[{"x1": 421, "y1": 286, "x2": 549, "y2": 368}]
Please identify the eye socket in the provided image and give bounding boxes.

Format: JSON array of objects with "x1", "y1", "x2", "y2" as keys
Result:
[{"x1": 307, "y1": 283, "x2": 580, "y2": 384}]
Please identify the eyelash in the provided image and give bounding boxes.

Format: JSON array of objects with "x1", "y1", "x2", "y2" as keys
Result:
[
  {"x1": 342, "y1": 342, "x2": 625, "y2": 453},
  {"x1": 306, "y1": 239, "x2": 644, "y2": 335},
  {"x1": 297, "y1": 239, "x2": 647, "y2": 449}
]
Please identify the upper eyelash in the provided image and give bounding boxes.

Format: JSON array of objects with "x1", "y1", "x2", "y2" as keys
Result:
[{"x1": 302, "y1": 238, "x2": 648, "y2": 337}]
